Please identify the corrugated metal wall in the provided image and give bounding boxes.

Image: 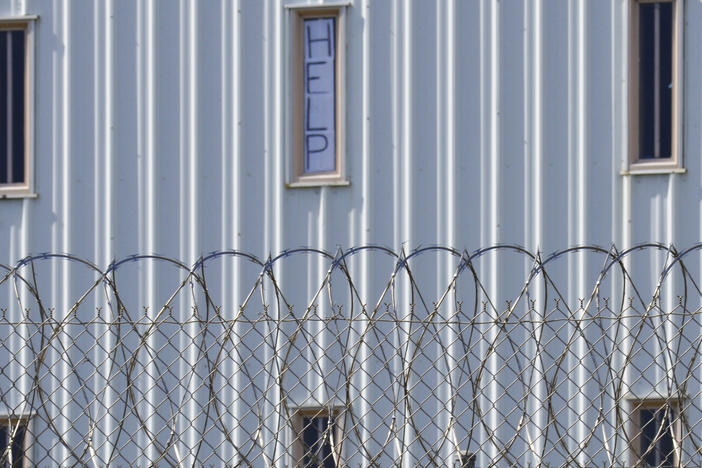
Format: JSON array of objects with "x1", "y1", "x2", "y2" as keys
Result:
[
  {"x1": 0, "y1": 0, "x2": 701, "y2": 465},
  {"x1": 0, "y1": 0, "x2": 698, "y2": 265}
]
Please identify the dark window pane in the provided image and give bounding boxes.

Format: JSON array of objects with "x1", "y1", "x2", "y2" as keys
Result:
[
  {"x1": 638, "y1": 2, "x2": 673, "y2": 159},
  {"x1": 0, "y1": 31, "x2": 7, "y2": 183},
  {"x1": 640, "y1": 408, "x2": 676, "y2": 467},
  {"x1": 10, "y1": 425, "x2": 25, "y2": 468},
  {"x1": 0, "y1": 424, "x2": 26, "y2": 468},
  {"x1": 302, "y1": 416, "x2": 336, "y2": 468},
  {"x1": 0, "y1": 30, "x2": 25, "y2": 184},
  {"x1": 10, "y1": 30, "x2": 24, "y2": 184},
  {"x1": 0, "y1": 426, "x2": 7, "y2": 463}
]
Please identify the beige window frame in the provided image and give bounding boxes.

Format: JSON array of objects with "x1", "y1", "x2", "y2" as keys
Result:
[
  {"x1": 0, "y1": 17, "x2": 36, "y2": 198},
  {"x1": 0, "y1": 415, "x2": 32, "y2": 468},
  {"x1": 628, "y1": 399, "x2": 681, "y2": 468},
  {"x1": 291, "y1": 407, "x2": 343, "y2": 467},
  {"x1": 286, "y1": 3, "x2": 349, "y2": 187},
  {"x1": 627, "y1": 0, "x2": 684, "y2": 174}
]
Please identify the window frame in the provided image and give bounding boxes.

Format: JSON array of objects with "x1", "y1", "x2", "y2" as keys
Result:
[
  {"x1": 0, "y1": 415, "x2": 32, "y2": 468},
  {"x1": 627, "y1": 0, "x2": 684, "y2": 174},
  {"x1": 628, "y1": 398, "x2": 682, "y2": 468},
  {"x1": 0, "y1": 16, "x2": 36, "y2": 198},
  {"x1": 286, "y1": 3, "x2": 349, "y2": 188},
  {"x1": 291, "y1": 407, "x2": 343, "y2": 468}
]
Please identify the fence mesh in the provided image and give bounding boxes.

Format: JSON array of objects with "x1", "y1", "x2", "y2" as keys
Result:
[{"x1": 0, "y1": 244, "x2": 701, "y2": 467}]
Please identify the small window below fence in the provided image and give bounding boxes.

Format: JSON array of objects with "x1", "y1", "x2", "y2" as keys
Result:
[
  {"x1": 630, "y1": 400, "x2": 680, "y2": 468},
  {"x1": 456, "y1": 450, "x2": 476, "y2": 468},
  {"x1": 292, "y1": 408, "x2": 341, "y2": 468},
  {"x1": 0, "y1": 417, "x2": 30, "y2": 468}
]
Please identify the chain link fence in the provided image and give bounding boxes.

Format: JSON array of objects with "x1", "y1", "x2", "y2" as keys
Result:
[{"x1": 0, "y1": 244, "x2": 701, "y2": 466}]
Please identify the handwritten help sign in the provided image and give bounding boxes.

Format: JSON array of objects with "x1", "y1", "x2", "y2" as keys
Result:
[{"x1": 304, "y1": 18, "x2": 336, "y2": 173}]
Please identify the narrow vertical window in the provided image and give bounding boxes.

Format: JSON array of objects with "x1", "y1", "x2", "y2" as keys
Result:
[
  {"x1": 303, "y1": 18, "x2": 336, "y2": 173},
  {"x1": 630, "y1": 401, "x2": 680, "y2": 468},
  {"x1": 288, "y1": 6, "x2": 348, "y2": 187},
  {"x1": 638, "y1": 2, "x2": 672, "y2": 160},
  {"x1": 0, "y1": 18, "x2": 35, "y2": 197},
  {"x1": 629, "y1": 0, "x2": 682, "y2": 172},
  {"x1": 0, "y1": 29, "x2": 25, "y2": 185}
]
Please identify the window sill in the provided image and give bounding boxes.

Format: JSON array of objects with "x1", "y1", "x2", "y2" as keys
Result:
[
  {"x1": 284, "y1": 1, "x2": 351, "y2": 10},
  {"x1": 0, "y1": 15, "x2": 39, "y2": 23},
  {"x1": 0, "y1": 191, "x2": 38, "y2": 199},
  {"x1": 287, "y1": 178, "x2": 350, "y2": 188},
  {"x1": 621, "y1": 166, "x2": 686, "y2": 176}
]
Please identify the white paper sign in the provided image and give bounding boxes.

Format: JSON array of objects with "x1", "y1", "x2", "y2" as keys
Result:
[{"x1": 304, "y1": 18, "x2": 336, "y2": 173}]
